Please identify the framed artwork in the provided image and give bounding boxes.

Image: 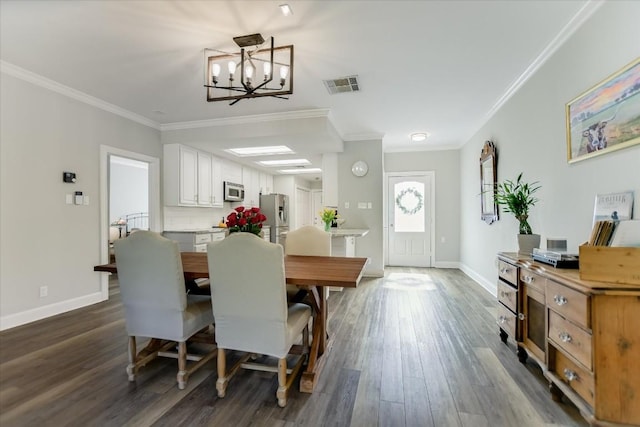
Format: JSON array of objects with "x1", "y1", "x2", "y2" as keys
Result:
[
  {"x1": 566, "y1": 57, "x2": 640, "y2": 163},
  {"x1": 592, "y1": 191, "x2": 634, "y2": 226}
]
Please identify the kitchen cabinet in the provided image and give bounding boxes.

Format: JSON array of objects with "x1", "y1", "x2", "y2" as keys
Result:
[
  {"x1": 242, "y1": 167, "x2": 260, "y2": 208},
  {"x1": 211, "y1": 155, "x2": 223, "y2": 207},
  {"x1": 163, "y1": 229, "x2": 225, "y2": 252},
  {"x1": 164, "y1": 143, "x2": 223, "y2": 208}
]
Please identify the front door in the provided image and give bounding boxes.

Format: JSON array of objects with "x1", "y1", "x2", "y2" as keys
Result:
[{"x1": 387, "y1": 173, "x2": 433, "y2": 267}]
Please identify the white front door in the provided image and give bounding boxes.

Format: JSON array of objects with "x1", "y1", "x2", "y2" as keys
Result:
[
  {"x1": 387, "y1": 173, "x2": 433, "y2": 267},
  {"x1": 295, "y1": 186, "x2": 311, "y2": 228}
]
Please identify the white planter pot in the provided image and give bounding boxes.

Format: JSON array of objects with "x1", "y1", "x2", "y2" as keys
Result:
[{"x1": 518, "y1": 234, "x2": 541, "y2": 256}]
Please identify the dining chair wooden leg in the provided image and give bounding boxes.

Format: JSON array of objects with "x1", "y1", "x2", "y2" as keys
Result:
[
  {"x1": 277, "y1": 358, "x2": 287, "y2": 407},
  {"x1": 303, "y1": 325, "x2": 310, "y2": 356},
  {"x1": 126, "y1": 336, "x2": 137, "y2": 381},
  {"x1": 216, "y1": 348, "x2": 228, "y2": 398},
  {"x1": 177, "y1": 341, "x2": 187, "y2": 390}
]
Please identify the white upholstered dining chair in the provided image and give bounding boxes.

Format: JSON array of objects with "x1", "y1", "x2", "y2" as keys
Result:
[
  {"x1": 114, "y1": 231, "x2": 216, "y2": 390},
  {"x1": 207, "y1": 232, "x2": 311, "y2": 407},
  {"x1": 284, "y1": 225, "x2": 332, "y2": 300}
]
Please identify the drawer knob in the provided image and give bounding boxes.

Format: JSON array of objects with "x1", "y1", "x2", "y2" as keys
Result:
[
  {"x1": 523, "y1": 275, "x2": 534, "y2": 284},
  {"x1": 500, "y1": 268, "x2": 509, "y2": 274},
  {"x1": 563, "y1": 368, "x2": 578, "y2": 382},
  {"x1": 497, "y1": 315, "x2": 507, "y2": 324},
  {"x1": 559, "y1": 332, "x2": 573, "y2": 343},
  {"x1": 518, "y1": 313, "x2": 526, "y2": 321},
  {"x1": 553, "y1": 295, "x2": 568, "y2": 306}
]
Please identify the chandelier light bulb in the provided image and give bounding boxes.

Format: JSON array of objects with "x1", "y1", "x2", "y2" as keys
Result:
[
  {"x1": 211, "y1": 63, "x2": 221, "y2": 77},
  {"x1": 245, "y1": 65, "x2": 253, "y2": 79},
  {"x1": 263, "y1": 62, "x2": 271, "y2": 78},
  {"x1": 280, "y1": 66, "x2": 289, "y2": 79},
  {"x1": 228, "y1": 61, "x2": 236, "y2": 75}
]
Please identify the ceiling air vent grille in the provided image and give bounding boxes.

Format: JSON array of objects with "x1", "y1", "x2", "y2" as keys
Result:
[{"x1": 323, "y1": 75, "x2": 360, "y2": 95}]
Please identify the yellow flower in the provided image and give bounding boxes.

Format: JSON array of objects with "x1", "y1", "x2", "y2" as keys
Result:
[{"x1": 320, "y1": 207, "x2": 337, "y2": 223}]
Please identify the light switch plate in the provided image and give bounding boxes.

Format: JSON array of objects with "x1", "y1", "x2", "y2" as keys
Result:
[
  {"x1": 344, "y1": 202, "x2": 350, "y2": 209},
  {"x1": 83, "y1": 196, "x2": 90, "y2": 205},
  {"x1": 367, "y1": 202, "x2": 372, "y2": 209},
  {"x1": 65, "y1": 194, "x2": 73, "y2": 204},
  {"x1": 358, "y1": 202, "x2": 367, "y2": 209}
]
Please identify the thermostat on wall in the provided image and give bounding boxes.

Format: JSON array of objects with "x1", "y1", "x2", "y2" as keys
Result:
[{"x1": 63, "y1": 172, "x2": 77, "y2": 183}]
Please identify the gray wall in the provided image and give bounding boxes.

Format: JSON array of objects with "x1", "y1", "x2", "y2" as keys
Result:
[
  {"x1": 459, "y1": 1, "x2": 640, "y2": 292},
  {"x1": 338, "y1": 140, "x2": 384, "y2": 275},
  {"x1": 385, "y1": 150, "x2": 461, "y2": 265},
  {"x1": 0, "y1": 74, "x2": 161, "y2": 326}
]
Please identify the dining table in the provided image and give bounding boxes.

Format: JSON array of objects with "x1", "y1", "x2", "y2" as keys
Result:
[{"x1": 94, "y1": 252, "x2": 368, "y2": 393}]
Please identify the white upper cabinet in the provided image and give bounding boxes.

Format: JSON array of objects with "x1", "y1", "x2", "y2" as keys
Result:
[
  {"x1": 197, "y1": 151, "x2": 212, "y2": 206},
  {"x1": 211, "y1": 156, "x2": 223, "y2": 208},
  {"x1": 259, "y1": 172, "x2": 274, "y2": 195},
  {"x1": 164, "y1": 143, "x2": 223, "y2": 208}
]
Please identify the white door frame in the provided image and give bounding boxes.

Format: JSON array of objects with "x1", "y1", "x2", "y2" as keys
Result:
[
  {"x1": 384, "y1": 171, "x2": 436, "y2": 267},
  {"x1": 99, "y1": 145, "x2": 161, "y2": 299}
]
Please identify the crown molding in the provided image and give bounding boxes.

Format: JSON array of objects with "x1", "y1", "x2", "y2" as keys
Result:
[
  {"x1": 160, "y1": 108, "x2": 333, "y2": 131},
  {"x1": 342, "y1": 132, "x2": 385, "y2": 142},
  {"x1": 464, "y1": 0, "x2": 605, "y2": 146},
  {"x1": 0, "y1": 60, "x2": 160, "y2": 130}
]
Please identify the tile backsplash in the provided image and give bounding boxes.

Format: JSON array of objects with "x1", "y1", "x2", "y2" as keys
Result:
[{"x1": 164, "y1": 206, "x2": 228, "y2": 230}]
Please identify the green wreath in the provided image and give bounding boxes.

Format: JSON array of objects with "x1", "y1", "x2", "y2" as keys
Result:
[{"x1": 395, "y1": 187, "x2": 423, "y2": 215}]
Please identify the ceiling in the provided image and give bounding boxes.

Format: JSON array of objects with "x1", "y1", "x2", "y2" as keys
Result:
[{"x1": 0, "y1": 0, "x2": 591, "y2": 178}]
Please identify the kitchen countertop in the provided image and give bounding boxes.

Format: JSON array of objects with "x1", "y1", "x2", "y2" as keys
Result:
[
  {"x1": 329, "y1": 228, "x2": 369, "y2": 237},
  {"x1": 163, "y1": 228, "x2": 226, "y2": 234},
  {"x1": 281, "y1": 228, "x2": 369, "y2": 237}
]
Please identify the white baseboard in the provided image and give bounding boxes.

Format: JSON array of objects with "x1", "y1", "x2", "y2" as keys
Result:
[
  {"x1": 364, "y1": 268, "x2": 384, "y2": 278},
  {"x1": 459, "y1": 263, "x2": 496, "y2": 296},
  {"x1": 434, "y1": 261, "x2": 460, "y2": 269},
  {"x1": 0, "y1": 292, "x2": 106, "y2": 331}
]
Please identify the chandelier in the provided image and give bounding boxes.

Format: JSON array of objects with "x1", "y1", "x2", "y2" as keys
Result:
[{"x1": 204, "y1": 33, "x2": 293, "y2": 105}]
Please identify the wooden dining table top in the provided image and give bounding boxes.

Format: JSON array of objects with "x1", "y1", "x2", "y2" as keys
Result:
[{"x1": 94, "y1": 252, "x2": 369, "y2": 288}]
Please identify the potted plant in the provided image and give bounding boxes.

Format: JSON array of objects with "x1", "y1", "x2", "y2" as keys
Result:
[{"x1": 495, "y1": 173, "x2": 541, "y2": 255}]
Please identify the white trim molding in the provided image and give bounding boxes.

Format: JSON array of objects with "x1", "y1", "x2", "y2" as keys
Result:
[
  {"x1": 0, "y1": 292, "x2": 104, "y2": 331},
  {"x1": 0, "y1": 60, "x2": 160, "y2": 130},
  {"x1": 458, "y1": 0, "x2": 605, "y2": 148},
  {"x1": 459, "y1": 263, "x2": 496, "y2": 297},
  {"x1": 160, "y1": 108, "x2": 333, "y2": 131}
]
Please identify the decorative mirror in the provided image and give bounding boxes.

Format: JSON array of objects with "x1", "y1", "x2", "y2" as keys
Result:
[{"x1": 480, "y1": 140, "x2": 498, "y2": 224}]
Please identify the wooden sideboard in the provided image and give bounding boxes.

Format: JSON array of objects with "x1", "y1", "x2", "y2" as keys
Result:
[{"x1": 496, "y1": 252, "x2": 640, "y2": 426}]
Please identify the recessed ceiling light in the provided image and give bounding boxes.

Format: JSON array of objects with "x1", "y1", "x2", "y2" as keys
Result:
[
  {"x1": 258, "y1": 159, "x2": 311, "y2": 167},
  {"x1": 278, "y1": 168, "x2": 322, "y2": 174},
  {"x1": 279, "y1": 4, "x2": 293, "y2": 16},
  {"x1": 410, "y1": 132, "x2": 430, "y2": 142},
  {"x1": 226, "y1": 145, "x2": 293, "y2": 157}
]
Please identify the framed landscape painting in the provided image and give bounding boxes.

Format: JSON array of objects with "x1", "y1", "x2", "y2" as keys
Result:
[{"x1": 566, "y1": 57, "x2": 640, "y2": 163}]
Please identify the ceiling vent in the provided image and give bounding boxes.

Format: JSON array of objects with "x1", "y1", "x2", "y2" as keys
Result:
[{"x1": 323, "y1": 75, "x2": 360, "y2": 95}]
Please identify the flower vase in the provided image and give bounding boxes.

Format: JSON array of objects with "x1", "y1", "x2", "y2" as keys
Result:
[{"x1": 324, "y1": 222, "x2": 331, "y2": 232}]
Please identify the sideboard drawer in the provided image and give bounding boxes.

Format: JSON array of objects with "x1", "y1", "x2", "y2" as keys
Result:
[
  {"x1": 551, "y1": 345, "x2": 595, "y2": 407},
  {"x1": 497, "y1": 304, "x2": 516, "y2": 338},
  {"x1": 497, "y1": 279, "x2": 517, "y2": 312},
  {"x1": 498, "y1": 260, "x2": 517, "y2": 285},
  {"x1": 546, "y1": 280, "x2": 590, "y2": 329},
  {"x1": 548, "y1": 310, "x2": 592, "y2": 370},
  {"x1": 520, "y1": 269, "x2": 546, "y2": 294}
]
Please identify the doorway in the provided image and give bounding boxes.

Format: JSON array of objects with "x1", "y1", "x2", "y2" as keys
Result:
[
  {"x1": 99, "y1": 145, "x2": 160, "y2": 299},
  {"x1": 387, "y1": 172, "x2": 434, "y2": 267}
]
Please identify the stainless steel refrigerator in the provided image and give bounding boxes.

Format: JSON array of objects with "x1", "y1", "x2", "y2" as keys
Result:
[{"x1": 259, "y1": 193, "x2": 289, "y2": 244}]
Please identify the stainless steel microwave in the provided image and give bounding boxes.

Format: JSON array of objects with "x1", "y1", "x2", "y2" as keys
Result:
[{"x1": 224, "y1": 181, "x2": 244, "y2": 202}]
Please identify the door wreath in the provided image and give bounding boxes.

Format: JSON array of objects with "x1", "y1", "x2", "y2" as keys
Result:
[{"x1": 395, "y1": 187, "x2": 423, "y2": 215}]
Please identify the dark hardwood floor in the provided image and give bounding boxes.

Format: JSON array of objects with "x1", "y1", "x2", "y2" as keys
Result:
[{"x1": 0, "y1": 268, "x2": 587, "y2": 426}]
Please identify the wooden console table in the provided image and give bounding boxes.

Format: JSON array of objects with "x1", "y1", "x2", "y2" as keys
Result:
[{"x1": 496, "y1": 252, "x2": 640, "y2": 426}]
